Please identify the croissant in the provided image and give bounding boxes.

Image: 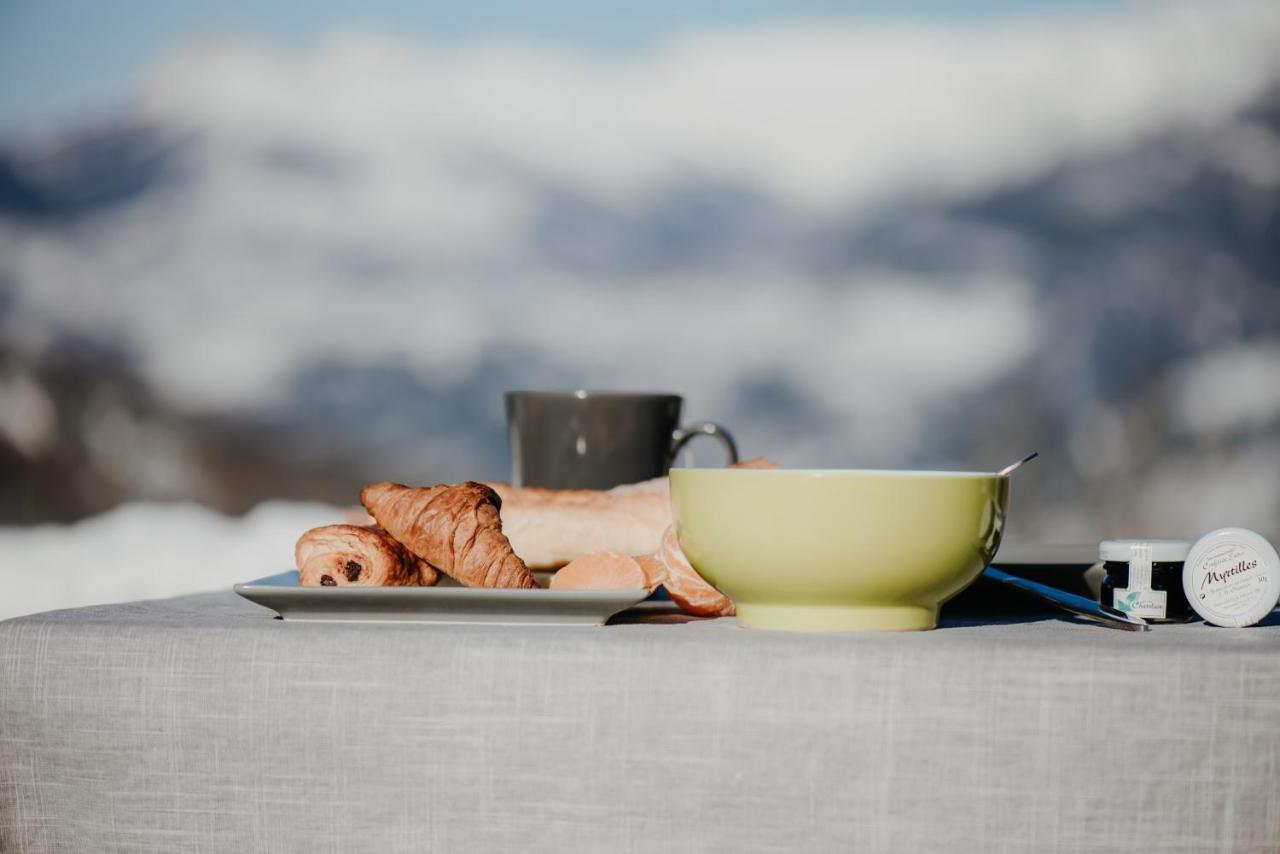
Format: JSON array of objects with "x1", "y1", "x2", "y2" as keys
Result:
[
  {"x1": 361, "y1": 481, "x2": 537, "y2": 589},
  {"x1": 296, "y1": 524, "x2": 438, "y2": 587}
]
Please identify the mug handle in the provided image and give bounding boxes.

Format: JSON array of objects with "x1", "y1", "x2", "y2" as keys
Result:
[{"x1": 669, "y1": 422, "x2": 738, "y2": 468}]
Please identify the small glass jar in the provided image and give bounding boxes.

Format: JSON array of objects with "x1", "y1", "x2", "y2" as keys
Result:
[{"x1": 1099, "y1": 539, "x2": 1194, "y2": 623}]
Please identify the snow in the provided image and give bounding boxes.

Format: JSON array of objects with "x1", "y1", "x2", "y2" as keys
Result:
[{"x1": 0, "y1": 501, "x2": 339, "y2": 621}]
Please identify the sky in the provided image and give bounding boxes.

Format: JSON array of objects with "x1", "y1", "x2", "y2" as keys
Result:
[{"x1": 2, "y1": 0, "x2": 1118, "y2": 132}]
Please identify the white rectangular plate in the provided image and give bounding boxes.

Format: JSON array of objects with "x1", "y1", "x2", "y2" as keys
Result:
[{"x1": 234, "y1": 571, "x2": 650, "y2": 625}]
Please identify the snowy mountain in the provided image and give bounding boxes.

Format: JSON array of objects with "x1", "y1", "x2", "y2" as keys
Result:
[{"x1": 2, "y1": 0, "x2": 1279, "y2": 545}]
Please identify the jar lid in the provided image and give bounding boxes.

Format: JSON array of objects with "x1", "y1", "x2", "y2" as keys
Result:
[
  {"x1": 1183, "y1": 528, "x2": 1280, "y2": 628},
  {"x1": 1099, "y1": 539, "x2": 1192, "y2": 562}
]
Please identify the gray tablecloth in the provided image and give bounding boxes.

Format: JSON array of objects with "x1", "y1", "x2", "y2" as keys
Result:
[{"x1": 2, "y1": 592, "x2": 1278, "y2": 853}]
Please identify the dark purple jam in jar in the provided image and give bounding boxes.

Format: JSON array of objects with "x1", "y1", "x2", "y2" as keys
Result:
[{"x1": 1099, "y1": 540, "x2": 1194, "y2": 623}]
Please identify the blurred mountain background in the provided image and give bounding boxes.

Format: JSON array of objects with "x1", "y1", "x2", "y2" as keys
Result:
[{"x1": 1, "y1": 0, "x2": 1278, "y2": 579}]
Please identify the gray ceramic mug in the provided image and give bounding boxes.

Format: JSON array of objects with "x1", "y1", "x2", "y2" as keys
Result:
[{"x1": 505, "y1": 391, "x2": 738, "y2": 489}]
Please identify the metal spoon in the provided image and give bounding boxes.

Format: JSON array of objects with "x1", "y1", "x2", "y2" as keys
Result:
[
  {"x1": 997, "y1": 451, "x2": 1039, "y2": 477},
  {"x1": 984, "y1": 452, "x2": 1146, "y2": 629},
  {"x1": 982, "y1": 567, "x2": 1150, "y2": 631}
]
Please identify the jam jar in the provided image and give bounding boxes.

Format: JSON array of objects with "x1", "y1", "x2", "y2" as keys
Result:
[{"x1": 1099, "y1": 539, "x2": 1194, "y2": 622}]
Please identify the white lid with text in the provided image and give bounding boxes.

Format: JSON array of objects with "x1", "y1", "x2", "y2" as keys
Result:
[{"x1": 1183, "y1": 528, "x2": 1280, "y2": 628}]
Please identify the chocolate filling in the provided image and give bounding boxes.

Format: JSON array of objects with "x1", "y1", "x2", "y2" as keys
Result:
[
  {"x1": 344, "y1": 560, "x2": 363, "y2": 582},
  {"x1": 320, "y1": 575, "x2": 336, "y2": 586}
]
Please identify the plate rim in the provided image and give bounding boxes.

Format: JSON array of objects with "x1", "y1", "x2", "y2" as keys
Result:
[{"x1": 233, "y1": 571, "x2": 649, "y2": 602}]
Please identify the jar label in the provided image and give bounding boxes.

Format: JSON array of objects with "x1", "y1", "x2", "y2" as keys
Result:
[
  {"x1": 1113, "y1": 546, "x2": 1166, "y2": 618},
  {"x1": 1192, "y1": 541, "x2": 1269, "y2": 621},
  {"x1": 1112, "y1": 587, "x2": 1167, "y2": 619}
]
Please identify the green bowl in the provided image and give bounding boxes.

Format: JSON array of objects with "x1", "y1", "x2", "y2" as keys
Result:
[{"x1": 669, "y1": 468, "x2": 1010, "y2": 631}]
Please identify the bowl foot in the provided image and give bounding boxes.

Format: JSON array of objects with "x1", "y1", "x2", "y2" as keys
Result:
[{"x1": 734, "y1": 602, "x2": 938, "y2": 632}]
